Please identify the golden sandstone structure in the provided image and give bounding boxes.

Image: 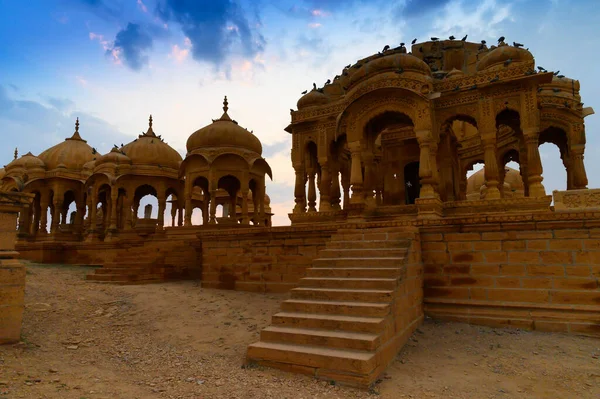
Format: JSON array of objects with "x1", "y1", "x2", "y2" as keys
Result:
[{"x1": 2, "y1": 38, "x2": 600, "y2": 387}]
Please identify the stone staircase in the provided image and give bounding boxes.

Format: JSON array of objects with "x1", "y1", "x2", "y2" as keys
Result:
[
  {"x1": 246, "y1": 227, "x2": 422, "y2": 388},
  {"x1": 86, "y1": 243, "x2": 172, "y2": 285}
]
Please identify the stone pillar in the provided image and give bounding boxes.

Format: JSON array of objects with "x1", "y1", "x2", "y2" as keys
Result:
[
  {"x1": 570, "y1": 145, "x2": 588, "y2": 189},
  {"x1": 74, "y1": 199, "x2": 86, "y2": 237},
  {"x1": 108, "y1": 190, "x2": 118, "y2": 231},
  {"x1": 50, "y1": 197, "x2": 61, "y2": 234},
  {"x1": 157, "y1": 194, "x2": 166, "y2": 230},
  {"x1": 209, "y1": 186, "x2": 217, "y2": 224},
  {"x1": 124, "y1": 196, "x2": 133, "y2": 230},
  {"x1": 330, "y1": 167, "x2": 341, "y2": 210},
  {"x1": 177, "y1": 204, "x2": 184, "y2": 227},
  {"x1": 307, "y1": 171, "x2": 317, "y2": 212},
  {"x1": 363, "y1": 154, "x2": 376, "y2": 207},
  {"x1": 349, "y1": 143, "x2": 363, "y2": 204},
  {"x1": 293, "y1": 166, "x2": 307, "y2": 213},
  {"x1": 184, "y1": 198, "x2": 192, "y2": 226},
  {"x1": 0, "y1": 191, "x2": 34, "y2": 344},
  {"x1": 523, "y1": 130, "x2": 546, "y2": 197},
  {"x1": 38, "y1": 193, "x2": 49, "y2": 235},
  {"x1": 241, "y1": 190, "x2": 250, "y2": 225},
  {"x1": 482, "y1": 139, "x2": 501, "y2": 200},
  {"x1": 258, "y1": 183, "x2": 266, "y2": 225},
  {"x1": 319, "y1": 162, "x2": 332, "y2": 212},
  {"x1": 416, "y1": 131, "x2": 437, "y2": 199},
  {"x1": 132, "y1": 200, "x2": 139, "y2": 227},
  {"x1": 170, "y1": 203, "x2": 177, "y2": 227}
]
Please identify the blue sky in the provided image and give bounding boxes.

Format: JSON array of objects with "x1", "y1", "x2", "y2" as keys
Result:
[{"x1": 1, "y1": 0, "x2": 598, "y2": 225}]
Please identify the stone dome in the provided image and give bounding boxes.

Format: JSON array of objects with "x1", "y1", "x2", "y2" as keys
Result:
[
  {"x1": 466, "y1": 166, "x2": 524, "y2": 199},
  {"x1": 95, "y1": 147, "x2": 132, "y2": 167},
  {"x1": 83, "y1": 159, "x2": 97, "y2": 172},
  {"x1": 5, "y1": 152, "x2": 45, "y2": 171},
  {"x1": 186, "y1": 97, "x2": 262, "y2": 155},
  {"x1": 477, "y1": 43, "x2": 534, "y2": 72},
  {"x1": 363, "y1": 52, "x2": 432, "y2": 76},
  {"x1": 297, "y1": 89, "x2": 329, "y2": 109},
  {"x1": 122, "y1": 116, "x2": 183, "y2": 170},
  {"x1": 37, "y1": 119, "x2": 95, "y2": 171}
]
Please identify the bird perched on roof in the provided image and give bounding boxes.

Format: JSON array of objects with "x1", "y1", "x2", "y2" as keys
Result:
[
  {"x1": 431, "y1": 37, "x2": 439, "y2": 41},
  {"x1": 325, "y1": 79, "x2": 331, "y2": 85},
  {"x1": 537, "y1": 66, "x2": 546, "y2": 72},
  {"x1": 449, "y1": 35, "x2": 455, "y2": 40},
  {"x1": 400, "y1": 42, "x2": 405, "y2": 47},
  {"x1": 461, "y1": 34, "x2": 468, "y2": 41},
  {"x1": 383, "y1": 45, "x2": 390, "y2": 52},
  {"x1": 490, "y1": 75, "x2": 500, "y2": 82},
  {"x1": 553, "y1": 70, "x2": 560, "y2": 76},
  {"x1": 92, "y1": 148, "x2": 97, "y2": 154},
  {"x1": 478, "y1": 40, "x2": 486, "y2": 50},
  {"x1": 312, "y1": 82, "x2": 317, "y2": 90},
  {"x1": 557, "y1": 75, "x2": 565, "y2": 78},
  {"x1": 498, "y1": 36, "x2": 505, "y2": 43},
  {"x1": 513, "y1": 42, "x2": 524, "y2": 48},
  {"x1": 345, "y1": 64, "x2": 351, "y2": 69},
  {"x1": 301, "y1": 90, "x2": 307, "y2": 95},
  {"x1": 411, "y1": 38, "x2": 417, "y2": 44},
  {"x1": 504, "y1": 58, "x2": 513, "y2": 67}
]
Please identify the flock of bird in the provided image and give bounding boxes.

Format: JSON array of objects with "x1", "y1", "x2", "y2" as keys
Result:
[{"x1": 299, "y1": 35, "x2": 566, "y2": 100}]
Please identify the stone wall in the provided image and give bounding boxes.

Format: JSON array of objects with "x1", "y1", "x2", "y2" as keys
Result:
[
  {"x1": 421, "y1": 218, "x2": 600, "y2": 335},
  {"x1": 200, "y1": 225, "x2": 339, "y2": 293}
]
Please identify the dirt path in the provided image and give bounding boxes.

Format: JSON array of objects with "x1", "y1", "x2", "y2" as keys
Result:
[{"x1": 0, "y1": 264, "x2": 598, "y2": 398}]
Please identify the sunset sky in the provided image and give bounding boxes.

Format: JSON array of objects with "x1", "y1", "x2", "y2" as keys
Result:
[{"x1": 1, "y1": 0, "x2": 598, "y2": 225}]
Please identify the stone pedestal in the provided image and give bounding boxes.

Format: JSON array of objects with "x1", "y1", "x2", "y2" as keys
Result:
[{"x1": 0, "y1": 191, "x2": 34, "y2": 345}]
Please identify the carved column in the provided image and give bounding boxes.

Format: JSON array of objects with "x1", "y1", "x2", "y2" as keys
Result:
[
  {"x1": 108, "y1": 189, "x2": 118, "y2": 231},
  {"x1": 523, "y1": 129, "x2": 546, "y2": 197},
  {"x1": 50, "y1": 196, "x2": 61, "y2": 234},
  {"x1": 349, "y1": 142, "x2": 363, "y2": 204},
  {"x1": 209, "y1": 178, "x2": 217, "y2": 224},
  {"x1": 156, "y1": 193, "x2": 166, "y2": 229},
  {"x1": 482, "y1": 139, "x2": 501, "y2": 200},
  {"x1": 74, "y1": 198, "x2": 86, "y2": 236},
  {"x1": 170, "y1": 203, "x2": 177, "y2": 227},
  {"x1": 416, "y1": 130, "x2": 437, "y2": 199},
  {"x1": 330, "y1": 165, "x2": 341, "y2": 210},
  {"x1": 86, "y1": 190, "x2": 97, "y2": 240},
  {"x1": 38, "y1": 193, "x2": 50, "y2": 235},
  {"x1": 258, "y1": 182, "x2": 266, "y2": 225},
  {"x1": 570, "y1": 145, "x2": 588, "y2": 189},
  {"x1": 293, "y1": 166, "x2": 307, "y2": 213},
  {"x1": 363, "y1": 153, "x2": 376, "y2": 206},
  {"x1": 307, "y1": 171, "x2": 317, "y2": 212},
  {"x1": 429, "y1": 141, "x2": 440, "y2": 197},
  {"x1": 123, "y1": 196, "x2": 133, "y2": 230},
  {"x1": 319, "y1": 161, "x2": 332, "y2": 212},
  {"x1": 241, "y1": 189, "x2": 249, "y2": 225}
]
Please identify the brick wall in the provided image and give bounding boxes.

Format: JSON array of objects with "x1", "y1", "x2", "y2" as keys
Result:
[
  {"x1": 421, "y1": 220, "x2": 600, "y2": 335},
  {"x1": 200, "y1": 226, "x2": 337, "y2": 293}
]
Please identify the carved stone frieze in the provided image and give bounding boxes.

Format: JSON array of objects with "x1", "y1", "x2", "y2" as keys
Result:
[
  {"x1": 433, "y1": 62, "x2": 534, "y2": 93},
  {"x1": 553, "y1": 189, "x2": 600, "y2": 212}
]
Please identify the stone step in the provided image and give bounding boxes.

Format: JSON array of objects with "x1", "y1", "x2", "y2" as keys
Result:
[
  {"x1": 94, "y1": 267, "x2": 168, "y2": 275},
  {"x1": 326, "y1": 240, "x2": 410, "y2": 250},
  {"x1": 318, "y1": 248, "x2": 408, "y2": 259},
  {"x1": 260, "y1": 326, "x2": 381, "y2": 351},
  {"x1": 271, "y1": 312, "x2": 386, "y2": 334},
  {"x1": 307, "y1": 267, "x2": 402, "y2": 278},
  {"x1": 281, "y1": 299, "x2": 391, "y2": 317},
  {"x1": 312, "y1": 257, "x2": 405, "y2": 268},
  {"x1": 291, "y1": 287, "x2": 393, "y2": 303},
  {"x1": 299, "y1": 277, "x2": 398, "y2": 290},
  {"x1": 247, "y1": 341, "x2": 375, "y2": 375},
  {"x1": 332, "y1": 230, "x2": 415, "y2": 241}
]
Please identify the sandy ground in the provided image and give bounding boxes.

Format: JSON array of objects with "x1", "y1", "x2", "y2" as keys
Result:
[{"x1": 0, "y1": 263, "x2": 599, "y2": 399}]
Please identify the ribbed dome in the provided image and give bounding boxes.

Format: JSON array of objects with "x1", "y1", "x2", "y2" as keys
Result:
[
  {"x1": 186, "y1": 97, "x2": 262, "y2": 155},
  {"x1": 5, "y1": 152, "x2": 45, "y2": 171},
  {"x1": 477, "y1": 44, "x2": 533, "y2": 72},
  {"x1": 83, "y1": 159, "x2": 96, "y2": 172},
  {"x1": 362, "y1": 52, "x2": 432, "y2": 76},
  {"x1": 122, "y1": 116, "x2": 183, "y2": 170},
  {"x1": 37, "y1": 119, "x2": 95, "y2": 171},
  {"x1": 96, "y1": 147, "x2": 132, "y2": 167},
  {"x1": 297, "y1": 89, "x2": 329, "y2": 109}
]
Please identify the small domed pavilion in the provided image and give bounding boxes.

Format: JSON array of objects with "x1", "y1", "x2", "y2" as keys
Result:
[{"x1": 180, "y1": 96, "x2": 272, "y2": 226}]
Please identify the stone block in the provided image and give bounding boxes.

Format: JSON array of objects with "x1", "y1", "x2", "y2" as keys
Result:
[
  {"x1": 527, "y1": 265, "x2": 565, "y2": 276},
  {"x1": 521, "y1": 278, "x2": 553, "y2": 289},
  {"x1": 444, "y1": 233, "x2": 481, "y2": 241},
  {"x1": 508, "y1": 251, "x2": 540, "y2": 264},
  {"x1": 548, "y1": 240, "x2": 583, "y2": 251},
  {"x1": 526, "y1": 240, "x2": 548, "y2": 250},
  {"x1": 487, "y1": 288, "x2": 549, "y2": 303},
  {"x1": 540, "y1": 251, "x2": 573, "y2": 265}
]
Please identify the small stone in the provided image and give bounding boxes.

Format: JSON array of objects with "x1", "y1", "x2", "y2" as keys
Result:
[
  {"x1": 197, "y1": 380, "x2": 205, "y2": 385},
  {"x1": 66, "y1": 345, "x2": 78, "y2": 350},
  {"x1": 49, "y1": 369, "x2": 58, "y2": 373}
]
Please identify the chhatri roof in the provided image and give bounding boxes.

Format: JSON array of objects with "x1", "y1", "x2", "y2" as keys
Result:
[
  {"x1": 37, "y1": 118, "x2": 95, "y2": 171},
  {"x1": 186, "y1": 96, "x2": 263, "y2": 155},
  {"x1": 121, "y1": 115, "x2": 183, "y2": 170}
]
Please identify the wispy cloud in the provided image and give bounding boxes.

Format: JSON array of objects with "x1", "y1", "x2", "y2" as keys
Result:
[
  {"x1": 107, "y1": 23, "x2": 153, "y2": 71},
  {"x1": 137, "y1": 0, "x2": 148, "y2": 13}
]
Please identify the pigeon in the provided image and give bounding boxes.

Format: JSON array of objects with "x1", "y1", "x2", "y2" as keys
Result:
[
  {"x1": 325, "y1": 79, "x2": 331, "y2": 85},
  {"x1": 513, "y1": 42, "x2": 524, "y2": 48},
  {"x1": 553, "y1": 70, "x2": 560, "y2": 76},
  {"x1": 557, "y1": 75, "x2": 565, "y2": 78},
  {"x1": 504, "y1": 58, "x2": 513, "y2": 66},
  {"x1": 312, "y1": 82, "x2": 317, "y2": 90},
  {"x1": 411, "y1": 38, "x2": 417, "y2": 44},
  {"x1": 461, "y1": 34, "x2": 468, "y2": 41},
  {"x1": 537, "y1": 66, "x2": 546, "y2": 72},
  {"x1": 490, "y1": 75, "x2": 500, "y2": 82},
  {"x1": 449, "y1": 35, "x2": 455, "y2": 40},
  {"x1": 345, "y1": 64, "x2": 351, "y2": 69},
  {"x1": 383, "y1": 45, "x2": 390, "y2": 52},
  {"x1": 92, "y1": 148, "x2": 97, "y2": 155},
  {"x1": 290, "y1": 109, "x2": 294, "y2": 112},
  {"x1": 301, "y1": 90, "x2": 308, "y2": 95},
  {"x1": 498, "y1": 36, "x2": 505, "y2": 43},
  {"x1": 431, "y1": 37, "x2": 439, "y2": 41},
  {"x1": 400, "y1": 42, "x2": 405, "y2": 47},
  {"x1": 120, "y1": 143, "x2": 123, "y2": 147}
]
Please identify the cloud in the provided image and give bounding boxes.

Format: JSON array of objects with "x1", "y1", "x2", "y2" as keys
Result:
[
  {"x1": 137, "y1": 0, "x2": 148, "y2": 13},
  {"x1": 155, "y1": 0, "x2": 265, "y2": 66},
  {"x1": 430, "y1": 0, "x2": 513, "y2": 39},
  {"x1": 170, "y1": 44, "x2": 190, "y2": 63},
  {"x1": 107, "y1": 23, "x2": 153, "y2": 71},
  {"x1": 401, "y1": 0, "x2": 451, "y2": 17},
  {"x1": 0, "y1": 84, "x2": 128, "y2": 166},
  {"x1": 308, "y1": 22, "x2": 322, "y2": 29}
]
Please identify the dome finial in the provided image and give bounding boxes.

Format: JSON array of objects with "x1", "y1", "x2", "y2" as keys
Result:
[
  {"x1": 14, "y1": 147, "x2": 18, "y2": 160},
  {"x1": 68, "y1": 117, "x2": 84, "y2": 141},
  {"x1": 143, "y1": 114, "x2": 156, "y2": 137},
  {"x1": 149, "y1": 114, "x2": 153, "y2": 128},
  {"x1": 223, "y1": 96, "x2": 229, "y2": 113}
]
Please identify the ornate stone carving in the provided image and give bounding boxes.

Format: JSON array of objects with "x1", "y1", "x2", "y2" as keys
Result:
[{"x1": 553, "y1": 189, "x2": 600, "y2": 211}]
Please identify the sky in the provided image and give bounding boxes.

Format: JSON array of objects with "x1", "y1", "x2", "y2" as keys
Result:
[{"x1": 0, "y1": 0, "x2": 598, "y2": 226}]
